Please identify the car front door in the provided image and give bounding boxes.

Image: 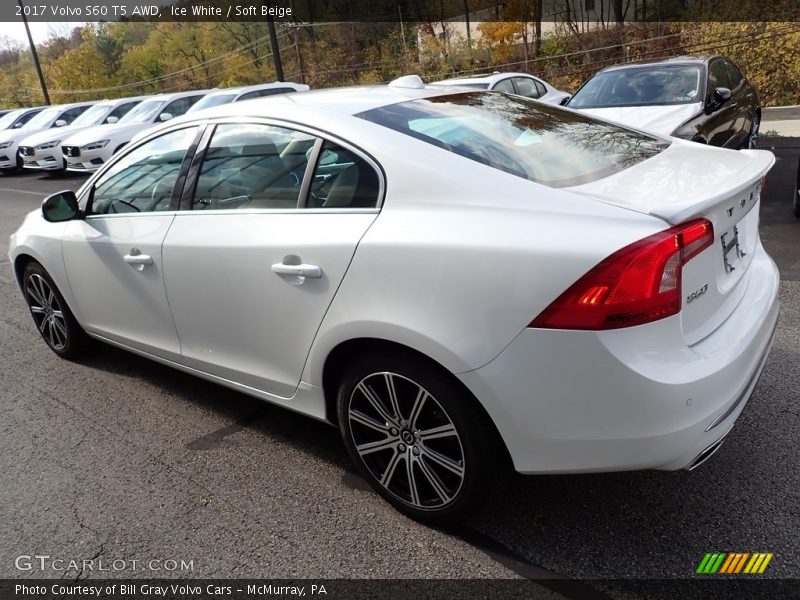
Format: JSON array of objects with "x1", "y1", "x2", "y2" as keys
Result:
[
  {"x1": 722, "y1": 60, "x2": 756, "y2": 148},
  {"x1": 162, "y1": 122, "x2": 382, "y2": 398},
  {"x1": 61, "y1": 125, "x2": 202, "y2": 359},
  {"x1": 702, "y1": 59, "x2": 739, "y2": 147}
]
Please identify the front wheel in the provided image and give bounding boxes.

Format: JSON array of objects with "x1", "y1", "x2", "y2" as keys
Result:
[
  {"x1": 23, "y1": 261, "x2": 89, "y2": 358},
  {"x1": 337, "y1": 351, "x2": 500, "y2": 523}
]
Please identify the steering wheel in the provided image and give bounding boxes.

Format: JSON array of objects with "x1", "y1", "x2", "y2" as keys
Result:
[{"x1": 148, "y1": 178, "x2": 174, "y2": 211}]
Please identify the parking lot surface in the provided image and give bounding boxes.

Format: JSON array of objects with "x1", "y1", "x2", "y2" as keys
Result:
[{"x1": 1, "y1": 144, "x2": 798, "y2": 597}]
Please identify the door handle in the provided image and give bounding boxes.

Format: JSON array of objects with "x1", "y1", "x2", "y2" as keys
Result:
[
  {"x1": 271, "y1": 262, "x2": 322, "y2": 278},
  {"x1": 123, "y1": 249, "x2": 153, "y2": 271}
]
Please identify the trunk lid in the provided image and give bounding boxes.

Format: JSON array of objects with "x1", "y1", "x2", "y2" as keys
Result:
[{"x1": 567, "y1": 141, "x2": 775, "y2": 344}]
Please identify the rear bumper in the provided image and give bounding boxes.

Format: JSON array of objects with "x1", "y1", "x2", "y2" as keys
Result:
[{"x1": 459, "y1": 241, "x2": 780, "y2": 474}]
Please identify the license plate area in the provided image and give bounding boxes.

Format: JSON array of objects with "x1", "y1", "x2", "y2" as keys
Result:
[{"x1": 720, "y1": 225, "x2": 746, "y2": 274}]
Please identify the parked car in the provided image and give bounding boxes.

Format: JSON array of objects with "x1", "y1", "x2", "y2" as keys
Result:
[
  {"x1": 0, "y1": 106, "x2": 45, "y2": 133},
  {"x1": 60, "y1": 90, "x2": 210, "y2": 172},
  {"x1": 431, "y1": 72, "x2": 571, "y2": 105},
  {"x1": 9, "y1": 76, "x2": 778, "y2": 523},
  {"x1": 0, "y1": 102, "x2": 95, "y2": 171},
  {"x1": 187, "y1": 82, "x2": 310, "y2": 114},
  {"x1": 18, "y1": 97, "x2": 147, "y2": 173},
  {"x1": 567, "y1": 56, "x2": 761, "y2": 149}
]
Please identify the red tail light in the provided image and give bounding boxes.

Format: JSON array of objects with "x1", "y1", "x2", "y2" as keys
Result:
[{"x1": 530, "y1": 219, "x2": 714, "y2": 330}]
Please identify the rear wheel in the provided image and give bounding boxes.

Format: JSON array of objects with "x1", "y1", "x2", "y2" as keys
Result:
[
  {"x1": 22, "y1": 261, "x2": 89, "y2": 358},
  {"x1": 747, "y1": 112, "x2": 761, "y2": 149},
  {"x1": 337, "y1": 350, "x2": 499, "y2": 523}
]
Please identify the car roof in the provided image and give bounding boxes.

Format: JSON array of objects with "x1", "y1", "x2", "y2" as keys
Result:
[
  {"x1": 204, "y1": 82, "x2": 306, "y2": 98},
  {"x1": 599, "y1": 55, "x2": 716, "y2": 72},
  {"x1": 432, "y1": 72, "x2": 542, "y2": 86}
]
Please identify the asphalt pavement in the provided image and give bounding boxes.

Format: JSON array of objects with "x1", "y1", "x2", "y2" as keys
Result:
[{"x1": 0, "y1": 143, "x2": 798, "y2": 598}]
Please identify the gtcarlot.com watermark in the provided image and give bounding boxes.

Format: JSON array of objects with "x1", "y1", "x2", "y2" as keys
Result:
[{"x1": 15, "y1": 554, "x2": 194, "y2": 573}]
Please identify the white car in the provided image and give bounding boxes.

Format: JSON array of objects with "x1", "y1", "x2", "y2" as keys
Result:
[
  {"x1": 431, "y1": 72, "x2": 571, "y2": 105},
  {"x1": 0, "y1": 102, "x2": 95, "y2": 170},
  {"x1": 0, "y1": 106, "x2": 47, "y2": 133},
  {"x1": 18, "y1": 97, "x2": 147, "y2": 172},
  {"x1": 9, "y1": 76, "x2": 778, "y2": 523},
  {"x1": 60, "y1": 90, "x2": 210, "y2": 173},
  {"x1": 187, "y1": 82, "x2": 310, "y2": 114}
]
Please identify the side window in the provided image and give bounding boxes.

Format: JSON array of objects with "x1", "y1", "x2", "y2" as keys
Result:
[
  {"x1": 708, "y1": 60, "x2": 729, "y2": 99},
  {"x1": 106, "y1": 102, "x2": 138, "y2": 123},
  {"x1": 58, "y1": 106, "x2": 89, "y2": 125},
  {"x1": 535, "y1": 80, "x2": 547, "y2": 97},
  {"x1": 237, "y1": 91, "x2": 261, "y2": 101},
  {"x1": 160, "y1": 97, "x2": 200, "y2": 120},
  {"x1": 15, "y1": 110, "x2": 40, "y2": 128},
  {"x1": 90, "y1": 127, "x2": 199, "y2": 215},
  {"x1": 259, "y1": 87, "x2": 296, "y2": 97},
  {"x1": 723, "y1": 61, "x2": 744, "y2": 89},
  {"x1": 306, "y1": 141, "x2": 380, "y2": 209},
  {"x1": 512, "y1": 77, "x2": 542, "y2": 99},
  {"x1": 192, "y1": 123, "x2": 315, "y2": 210},
  {"x1": 492, "y1": 79, "x2": 516, "y2": 94}
]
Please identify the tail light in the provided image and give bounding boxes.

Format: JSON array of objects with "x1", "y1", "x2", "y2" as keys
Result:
[{"x1": 530, "y1": 219, "x2": 714, "y2": 330}]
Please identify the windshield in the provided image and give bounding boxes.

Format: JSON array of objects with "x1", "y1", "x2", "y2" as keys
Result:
[
  {"x1": 70, "y1": 104, "x2": 112, "y2": 127},
  {"x1": 119, "y1": 99, "x2": 164, "y2": 124},
  {"x1": 569, "y1": 65, "x2": 704, "y2": 109},
  {"x1": 22, "y1": 107, "x2": 61, "y2": 130},
  {"x1": 358, "y1": 92, "x2": 667, "y2": 188},
  {"x1": 0, "y1": 109, "x2": 23, "y2": 130},
  {"x1": 190, "y1": 94, "x2": 236, "y2": 112}
]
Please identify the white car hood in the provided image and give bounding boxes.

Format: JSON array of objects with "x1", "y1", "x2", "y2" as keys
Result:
[
  {"x1": 62, "y1": 122, "x2": 148, "y2": 146},
  {"x1": 0, "y1": 126, "x2": 49, "y2": 144},
  {"x1": 18, "y1": 124, "x2": 88, "y2": 147},
  {"x1": 576, "y1": 103, "x2": 703, "y2": 137}
]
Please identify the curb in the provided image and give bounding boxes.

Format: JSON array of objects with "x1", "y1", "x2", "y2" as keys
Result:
[{"x1": 759, "y1": 136, "x2": 800, "y2": 149}]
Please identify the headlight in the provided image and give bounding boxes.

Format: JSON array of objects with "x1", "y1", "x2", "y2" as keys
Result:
[
  {"x1": 36, "y1": 140, "x2": 61, "y2": 150},
  {"x1": 0, "y1": 142, "x2": 12, "y2": 149},
  {"x1": 82, "y1": 140, "x2": 109, "y2": 151}
]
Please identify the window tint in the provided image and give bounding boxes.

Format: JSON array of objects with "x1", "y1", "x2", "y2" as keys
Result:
[
  {"x1": 91, "y1": 127, "x2": 199, "y2": 215},
  {"x1": 259, "y1": 87, "x2": 297, "y2": 97},
  {"x1": 723, "y1": 61, "x2": 744, "y2": 89},
  {"x1": 107, "y1": 101, "x2": 139, "y2": 122},
  {"x1": 512, "y1": 77, "x2": 542, "y2": 99},
  {"x1": 492, "y1": 79, "x2": 516, "y2": 94},
  {"x1": 192, "y1": 123, "x2": 315, "y2": 210},
  {"x1": 358, "y1": 92, "x2": 667, "y2": 188},
  {"x1": 708, "y1": 60, "x2": 729, "y2": 95},
  {"x1": 58, "y1": 106, "x2": 89, "y2": 125},
  {"x1": 16, "y1": 110, "x2": 40, "y2": 127},
  {"x1": 570, "y1": 65, "x2": 704, "y2": 108},
  {"x1": 306, "y1": 141, "x2": 380, "y2": 209},
  {"x1": 535, "y1": 80, "x2": 547, "y2": 97},
  {"x1": 161, "y1": 96, "x2": 201, "y2": 120}
]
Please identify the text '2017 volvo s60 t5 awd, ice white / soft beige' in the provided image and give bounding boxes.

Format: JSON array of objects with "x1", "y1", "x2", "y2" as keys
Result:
[{"x1": 9, "y1": 75, "x2": 779, "y2": 522}]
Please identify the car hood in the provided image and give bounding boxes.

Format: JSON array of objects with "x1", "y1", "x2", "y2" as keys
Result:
[
  {"x1": 575, "y1": 103, "x2": 703, "y2": 137},
  {"x1": 62, "y1": 122, "x2": 148, "y2": 146},
  {"x1": 0, "y1": 126, "x2": 49, "y2": 144},
  {"x1": 18, "y1": 124, "x2": 89, "y2": 147}
]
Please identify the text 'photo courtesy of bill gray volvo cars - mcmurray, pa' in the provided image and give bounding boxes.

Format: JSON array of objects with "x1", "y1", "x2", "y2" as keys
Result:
[{"x1": 9, "y1": 73, "x2": 779, "y2": 523}]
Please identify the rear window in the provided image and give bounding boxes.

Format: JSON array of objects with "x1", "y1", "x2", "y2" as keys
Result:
[{"x1": 357, "y1": 92, "x2": 667, "y2": 188}]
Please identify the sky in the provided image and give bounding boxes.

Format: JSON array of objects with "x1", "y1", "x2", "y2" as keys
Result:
[{"x1": 2, "y1": 22, "x2": 85, "y2": 46}]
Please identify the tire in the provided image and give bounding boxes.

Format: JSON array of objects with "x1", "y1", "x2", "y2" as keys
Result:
[
  {"x1": 747, "y1": 112, "x2": 761, "y2": 149},
  {"x1": 336, "y1": 350, "x2": 500, "y2": 523},
  {"x1": 22, "y1": 261, "x2": 90, "y2": 359}
]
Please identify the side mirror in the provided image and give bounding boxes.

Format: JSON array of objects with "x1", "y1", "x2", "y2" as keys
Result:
[
  {"x1": 106, "y1": 116, "x2": 119, "y2": 124},
  {"x1": 714, "y1": 87, "x2": 732, "y2": 104},
  {"x1": 54, "y1": 119, "x2": 68, "y2": 127},
  {"x1": 560, "y1": 96, "x2": 572, "y2": 106},
  {"x1": 158, "y1": 112, "x2": 173, "y2": 122},
  {"x1": 41, "y1": 190, "x2": 80, "y2": 222}
]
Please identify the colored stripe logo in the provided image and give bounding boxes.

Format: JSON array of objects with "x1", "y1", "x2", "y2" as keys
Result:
[{"x1": 696, "y1": 552, "x2": 774, "y2": 574}]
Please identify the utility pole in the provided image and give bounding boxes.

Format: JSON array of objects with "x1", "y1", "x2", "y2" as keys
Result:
[
  {"x1": 265, "y1": 12, "x2": 284, "y2": 81},
  {"x1": 17, "y1": 0, "x2": 50, "y2": 104}
]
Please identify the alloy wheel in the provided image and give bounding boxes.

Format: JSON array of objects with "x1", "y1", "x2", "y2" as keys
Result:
[
  {"x1": 347, "y1": 372, "x2": 465, "y2": 510},
  {"x1": 748, "y1": 114, "x2": 760, "y2": 149},
  {"x1": 25, "y1": 273, "x2": 68, "y2": 351}
]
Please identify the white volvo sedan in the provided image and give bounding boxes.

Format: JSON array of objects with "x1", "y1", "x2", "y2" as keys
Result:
[{"x1": 8, "y1": 77, "x2": 779, "y2": 522}]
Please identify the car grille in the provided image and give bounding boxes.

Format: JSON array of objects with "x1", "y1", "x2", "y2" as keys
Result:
[
  {"x1": 19, "y1": 146, "x2": 34, "y2": 157},
  {"x1": 62, "y1": 146, "x2": 80, "y2": 158}
]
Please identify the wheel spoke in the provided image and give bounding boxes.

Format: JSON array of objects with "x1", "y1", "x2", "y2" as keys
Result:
[
  {"x1": 407, "y1": 388, "x2": 428, "y2": 430},
  {"x1": 418, "y1": 423, "x2": 457, "y2": 441},
  {"x1": 26, "y1": 282, "x2": 46, "y2": 308},
  {"x1": 349, "y1": 409, "x2": 390, "y2": 434},
  {"x1": 356, "y1": 436, "x2": 398, "y2": 457},
  {"x1": 417, "y1": 455, "x2": 451, "y2": 503},
  {"x1": 30, "y1": 306, "x2": 45, "y2": 314},
  {"x1": 384, "y1": 373, "x2": 402, "y2": 422},
  {"x1": 379, "y1": 450, "x2": 403, "y2": 486},
  {"x1": 421, "y1": 444, "x2": 464, "y2": 477},
  {"x1": 406, "y1": 455, "x2": 420, "y2": 506},
  {"x1": 357, "y1": 382, "x2": 396, "y2": 427},
  {"x1": 47, "y1": 318, "x2": 58, "y2": 347},
  {"x1": 39, "y1": 315, "x2": 50, "y2": 333},
  {"x1": 52, "y1": 316, "x2": 68, "y2": 341}
]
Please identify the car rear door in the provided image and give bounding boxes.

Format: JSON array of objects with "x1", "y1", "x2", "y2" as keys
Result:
[
  {"x1": 161, "y1": 122, "x2": 382, "y2": 398},
  {"x1": 61, "y1": 125, "x2": 202, "y2": 359}
]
